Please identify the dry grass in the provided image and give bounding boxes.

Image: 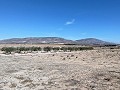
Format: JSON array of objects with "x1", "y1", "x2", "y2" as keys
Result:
[{"x1": 0, "y1": 44, "x2": 120, "y2": 90}]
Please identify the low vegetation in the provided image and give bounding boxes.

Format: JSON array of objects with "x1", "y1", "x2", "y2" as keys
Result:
[{"x1": 1, "y1": 46, "x2": 93, "y2": 54}]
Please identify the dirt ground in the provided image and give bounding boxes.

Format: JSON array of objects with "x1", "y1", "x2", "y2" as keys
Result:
[{"x1": 0, "y1": 49, "x2": 120, "y2": 90}]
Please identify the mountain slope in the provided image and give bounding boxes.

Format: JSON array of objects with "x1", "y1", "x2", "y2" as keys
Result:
[
  {"x1": 0, "y1": 37, "x2": 116, "y2": 45},
  {"x1": 76, "y1": 38, "x2": 114, "y2": 45},
  {"x1": 0, "y1": 37, "x2": 75, "y2": 44}
]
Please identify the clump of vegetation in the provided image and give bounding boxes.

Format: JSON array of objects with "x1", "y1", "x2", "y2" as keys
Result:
[
  {"x1": 1, "y1": 47, "x2": 42, "y2": 54},
  {"x1": 52, "y1": 47, "x2": 60, "y2": 52},
  {"x1": 30, "y1": 47, "x2": 42, "y2": 51},
  {"x1": 67, "y1": 47, "x2": 75, "y2": 52},
  {"x1": 76, "y1": 47, "x2": 93, "y2": 51},
  {"x1": 1, "y1": 47, "x2": 16, "y2": 54},
  {"x1": 60, "y1": 47, "x2": 93, "y2": 52},
  {"x1": 1, "y1": 46, "x2": 93, "y2": 54},
  {"x1": 43, "y1": 47, "x2": 52, "y2": 52},
  {"x1": 61, "y1": 47, "x2": 68, "y2": 52}
]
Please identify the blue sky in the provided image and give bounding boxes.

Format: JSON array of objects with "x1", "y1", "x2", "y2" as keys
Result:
[{"x1": 0, "y1": 0, "x2": 120, "y2": 43}]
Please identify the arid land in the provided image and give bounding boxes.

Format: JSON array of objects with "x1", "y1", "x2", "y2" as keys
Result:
[{"x1": 0, "y1": 44, "x2": 120, "y2": 90}]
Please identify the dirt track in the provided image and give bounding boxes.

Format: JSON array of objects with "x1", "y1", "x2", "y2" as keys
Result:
[{"x1": 0, "y1": 49, "x2": 120, "y2": 90}]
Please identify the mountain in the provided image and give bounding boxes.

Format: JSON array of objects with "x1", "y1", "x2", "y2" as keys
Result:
[
  {"x1": 0, "y1": 37, "x2": 75, "y2": 44},
  {"x1": 0, "y1": 37, "x2": 116, "y2": 45},
  {"x1": 76, "y1": 38, "x2": 115, "y2": 45}
]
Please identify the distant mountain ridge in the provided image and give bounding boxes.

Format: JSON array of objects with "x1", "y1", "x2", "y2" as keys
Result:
[
  {"x1": 0, "y1": 37, "x2": 116, "y2": 45},
  {"x1": 76, "y1": 38, "x2": 114, "y2": 45},
  {"x1": 0, "y1": 37, "x2": 75, "y2": 44}
]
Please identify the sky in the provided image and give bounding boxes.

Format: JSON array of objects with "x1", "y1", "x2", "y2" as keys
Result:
[{"x1": 0, "y1": 0, "x2": 120, "y2": 43}]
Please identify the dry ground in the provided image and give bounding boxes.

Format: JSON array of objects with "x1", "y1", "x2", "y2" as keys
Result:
[
  {"x1": 0, "y1": 44, "x2": 84, "y2": 48},
  {"x1": 0, "y1": 49, "x2": 120, "y2": 90}
]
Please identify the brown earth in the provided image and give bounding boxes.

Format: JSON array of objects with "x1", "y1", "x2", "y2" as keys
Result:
[{"x1": 0, "y1": 47, "x2": 120, "y2": 90}]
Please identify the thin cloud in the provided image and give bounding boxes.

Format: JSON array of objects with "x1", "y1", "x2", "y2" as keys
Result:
[{"x1": 65, "y1": 19, "x2": 75, "y2": 25}]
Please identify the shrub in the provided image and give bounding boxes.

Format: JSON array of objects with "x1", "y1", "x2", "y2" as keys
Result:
[
  {"x1": 1, "y1": 47, "x2": 16, "y2": 54},
  {"x1": 43, "y1": 47, "x2": 52, "y2": 52},
  {"x1": 37, "y1": 47, "x2": 42, "y2": 51},
  {"x1": 30, "y1": 47, "x2": 42, "y2": 51},
  {"x1": 1, "y1": 47, "x2": 7, "y2": 51},
  {"x1": 52, "y1": 47, "x2": 60, "y2": 52},
  {"x1": 17, "y1": 47, "x2": 26, "y2": 51},
  {"x1": 67, "y1": 47, "x2": 75, "y2": 51},
  {"x1": 1, "y1": 46, "x2": 93, "y2": 54},
  {"x1": 61, "y1": 47, "x2": 68, "y2": 52}
]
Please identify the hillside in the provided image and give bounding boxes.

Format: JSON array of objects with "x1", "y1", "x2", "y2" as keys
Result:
[
  {"x1": 0, "y1": 37, "x2": 75, "y2": 44},
  {"x1": 0, "y1": 37, "x2": 115, "y2": 45},
  {"x1": 76, "y1": 38, "x2": 115, "y2": 45}
]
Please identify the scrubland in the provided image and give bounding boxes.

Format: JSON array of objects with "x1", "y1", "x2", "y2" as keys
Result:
[{"x1": 0, "y1": 44, "x2": 120, "y2": 90}]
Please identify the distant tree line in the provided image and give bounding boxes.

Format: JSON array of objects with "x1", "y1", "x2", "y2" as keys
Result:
[{"x1": 1, "y1": 46, "x2": 93, "y2": 54}]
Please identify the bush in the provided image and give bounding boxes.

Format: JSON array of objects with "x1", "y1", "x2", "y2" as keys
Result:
[
  {"x1": 61, "y1": 47, "x2": 68, "y2": 52},
  {"x1": 30, "y1": 47, "x2": 41, "y2": 51},
  {"x1": 17, "y1": 47, "x2": 26, "y2": 51},
  {"x1": 1, "y1": 47, "x2": 16, "y2": 54},
  {"x1": 0, "y1": 46, "x2": 93, "y2": 54},
  {"x1": 52, "y1": 47, "x2": 60, "y2": 52},
  {"x1": 60, "y1": 47, "x2": 93, "y2": 52},
  {"x1": 1, "y1": 46, "x2": 42, "y2": 54},
  {"x1": 67, "y1": 47, "x2": 75, "y2": 52},
  {"x1": 43, "y1": 47, "x2": 52, "y2": 52},
  {"x1": 37, "y1": 47, "x2": 42, "y2": 51}
]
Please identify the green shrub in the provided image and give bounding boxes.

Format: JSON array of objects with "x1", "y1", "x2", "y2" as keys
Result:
[
  {"x1": 61, "y1": 47, "x2": 68, "y2": 52},
  {"x1": 52, "y1": 47, "x2": 60, "y2": 52},
  {"x1": 60, "y1": 47, "x2": 93, "y2": 52},
  {"x1": 1, "y1": 47, "x2": 16, "y2": 54},
  {"x1": 30, "y1": 47, "x2": 42, "y2": 51},
  {"x1": 1, "y1": 46, "x2": 93, "y2": 54},
  {"x1": 67, "y1": 47, "x2": 75, "y2": 51},
  {"x1": 43, "y1": 47, "x2": 52, "y2": 52},
  {"x1": 37, "y1": 47, "x2": 42, "y2": 51},
  {"x1": 17, "y1": 47, "x2": 26, "y2": 51}
]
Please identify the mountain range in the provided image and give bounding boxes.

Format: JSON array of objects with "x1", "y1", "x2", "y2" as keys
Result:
[{"x1": 0, "y1": 37, "x2": 116, "y2": 45}]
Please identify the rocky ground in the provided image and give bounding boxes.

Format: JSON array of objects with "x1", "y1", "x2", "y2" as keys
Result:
[{"x1": 0, "y1": 49, "x2": 120, "y2": 90}]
